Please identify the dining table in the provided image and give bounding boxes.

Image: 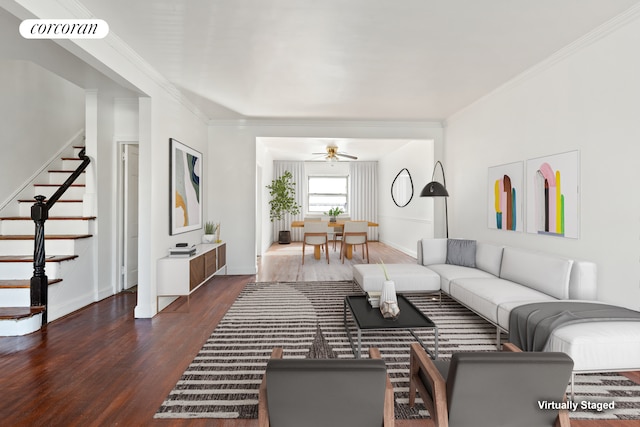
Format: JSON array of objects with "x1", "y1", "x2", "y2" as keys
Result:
[{"x1": 291, "y1": 220, "x2": 378, "y2": 260}]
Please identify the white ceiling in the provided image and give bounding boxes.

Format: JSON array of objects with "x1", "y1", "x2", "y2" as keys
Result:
[
  {"x1": 6, "y1": 1, "x2": 638, "y2": 160},
  {"x1": 80, "y1": 0, "x2": 640, "y2": 122}
]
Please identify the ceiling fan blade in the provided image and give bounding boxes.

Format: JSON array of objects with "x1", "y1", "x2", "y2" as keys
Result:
[{"x1": 337, "y1": 152, "x2": 358, "y2": 160}]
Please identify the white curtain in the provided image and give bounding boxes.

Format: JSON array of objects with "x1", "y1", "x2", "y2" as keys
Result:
[
  {"x1": 271, "y1": 161, "x2": 306, "y2": 242},
  {"x1": 350, "y1": 161, "x2": 378, "y2": 241}
]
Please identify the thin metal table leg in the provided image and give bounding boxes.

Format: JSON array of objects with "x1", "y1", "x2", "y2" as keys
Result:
[
  {"x1": 410, "y1": 328, "x2": 438, "y2": 360},
  {"x1": 571, "y1": 372, "x2": 575, "y2": 400},
  {"x1": 344, "y1": 299, "x2": 358, "y2": 358},
  {"x1": 434, "y1": 326, "x2": 438, "y2": 359}
]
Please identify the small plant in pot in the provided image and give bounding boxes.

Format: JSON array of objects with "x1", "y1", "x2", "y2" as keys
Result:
[
  {"x1": 202, "y1": 221, "x2": 218, "y2": 244},
  {"x1": 266, "y1": 171, "x2": 301, "y2": 244},
  {"x1": 325, "y1": 206, "x2": 344, "y2": 222}
]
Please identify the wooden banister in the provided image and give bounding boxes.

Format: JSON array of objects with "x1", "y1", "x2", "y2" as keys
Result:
[{"x1": 30, "y1": 148, "x2": 90, "y2": 326}]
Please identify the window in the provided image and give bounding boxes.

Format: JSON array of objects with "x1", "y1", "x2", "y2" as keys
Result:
[{"x1": 307, "y1": 176, "x2": 348, "y2": 214}]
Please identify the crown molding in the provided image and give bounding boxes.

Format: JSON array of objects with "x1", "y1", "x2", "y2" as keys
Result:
[
  {"x1": 208, "y1": 118, "x2": 444, "y2": 129},
  {"x1": 446, "y1": 3, "x2": 640, "y2": 125}
]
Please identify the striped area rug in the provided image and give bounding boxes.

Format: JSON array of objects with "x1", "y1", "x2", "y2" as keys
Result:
[{"x1": 155, "y1": 281, "x2": 640, "y2": 420}]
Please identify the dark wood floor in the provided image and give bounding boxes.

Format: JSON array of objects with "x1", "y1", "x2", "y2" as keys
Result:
[{"x1": 0, "y1": 243, "x2": 637, "y2": 426}]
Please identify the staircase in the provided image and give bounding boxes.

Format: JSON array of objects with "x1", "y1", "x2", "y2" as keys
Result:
[{"x1": 0, "y1": 146, "x2": 95, "y2": 336}]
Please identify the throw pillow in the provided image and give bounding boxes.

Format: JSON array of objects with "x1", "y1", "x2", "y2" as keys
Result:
[{"x1": 446, "y1": 239, "x2": 477, "y2": 267}]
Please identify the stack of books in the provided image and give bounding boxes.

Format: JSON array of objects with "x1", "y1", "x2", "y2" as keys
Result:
[
  {"x1": 169, "y1": 245, "x2": 196, "y2": 257},
  {"x1": 367, "y1": 291, "x2": 381, "y2": 308}
]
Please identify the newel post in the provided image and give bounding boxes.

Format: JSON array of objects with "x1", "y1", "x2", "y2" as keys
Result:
[{"x1": 30, "y1": 194, "x2": 48, "y2": 325}]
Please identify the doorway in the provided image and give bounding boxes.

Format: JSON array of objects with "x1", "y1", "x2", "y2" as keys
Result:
[{"x1": 118, "y1": 142, "x2": 139, "y2": 291}]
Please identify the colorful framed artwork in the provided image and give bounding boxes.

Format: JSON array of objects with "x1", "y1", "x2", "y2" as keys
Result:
[
  {"x1": 170, "y1": 138, "x2": 202, "y2": 235},
  {"x1": 526, "y1": 150, "x2": 579, "y2": 238},
  {"x1": 488, "y1": 161, "x2": 523, "y2": 231}
]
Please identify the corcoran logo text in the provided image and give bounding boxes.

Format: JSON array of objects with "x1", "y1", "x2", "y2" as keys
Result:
[{"x1": 20, "y1": 19, "x2": 109, "y2": 39}]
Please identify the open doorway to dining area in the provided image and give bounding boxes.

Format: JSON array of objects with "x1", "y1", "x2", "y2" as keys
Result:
[{"x1": 256, "y1": 137, "x2": 436, "y2": 263}]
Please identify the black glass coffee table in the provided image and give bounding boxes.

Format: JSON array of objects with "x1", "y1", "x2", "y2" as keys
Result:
[{"x1": 343, "y1": 294, "x2": 438, "y2": 359}]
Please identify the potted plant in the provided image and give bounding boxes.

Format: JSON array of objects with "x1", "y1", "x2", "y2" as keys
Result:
[
  {"x1": 266, "y1": 171, "x2": 301, "y2": 244},
  {"x1": 202, "y1": 221, "x2": 218, "y2": 243},
  {"x1": 325, "y1": 206, "x2": 344, "y2": 222}
]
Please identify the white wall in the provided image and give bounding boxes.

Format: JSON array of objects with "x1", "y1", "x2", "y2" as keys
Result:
[
  {"x1": 445, "y1": 14, "x2": 640, "y2": 309},
  {"x1": 0, "y1": 60, "x2": 85, "y2": 207},
  {"x1": 378, "y1": 140, "x2": 435, "y2": 256},
  {"x1": 210, "y1": 121, "x2": 444, "y2": 275},
  {"x1": 94, "y1": 91, "x2": 116, "y2": 300},
  {"x1": 137, "y1": 92, "x2": 208, "y2": 316}
]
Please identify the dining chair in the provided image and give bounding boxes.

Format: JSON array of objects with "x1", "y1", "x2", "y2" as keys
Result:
[
  {"x1": 302, "y1": 220, "x2": 330, "y2": 264},
  {"x1": 340, "y1": 221, "x2": 369, "y2": 263},
  {"x1": 332, "y1": 216, "x2": 350, "y2": 251},
  {"x1": 303, "y1": 217, "x2": 325, "y2": 251}
]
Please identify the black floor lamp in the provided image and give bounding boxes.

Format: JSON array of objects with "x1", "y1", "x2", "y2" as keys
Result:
[{"x1": 420, "y1": 160, "x2": 449, "y2": 238}]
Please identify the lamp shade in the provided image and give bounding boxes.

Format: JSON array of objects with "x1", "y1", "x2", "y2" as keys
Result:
[{"x1": 420, "y1": 181, "x2": 449, "y2": 197}]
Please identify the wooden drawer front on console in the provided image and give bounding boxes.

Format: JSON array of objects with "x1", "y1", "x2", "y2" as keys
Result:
[
  {"x1": 157, "y1": 243, "x2": 227, "y2": 301},
  {"x1": 205, "y1": 249, "x2": 217, "y2": 278},
  {"x1": 217, "y1": 243, "x2": 226, "y2": 270},
  {"x1": 190, "y1": 256, "x2": 205, "y2": 291}
]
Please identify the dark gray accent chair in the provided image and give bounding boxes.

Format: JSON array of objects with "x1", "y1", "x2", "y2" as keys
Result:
[
  {"x1": 409, "y1": 342, "x2": 574, "y2": 427},
  {"x1": 258, "y1": 347, "x2": 394, "y2": 427}
]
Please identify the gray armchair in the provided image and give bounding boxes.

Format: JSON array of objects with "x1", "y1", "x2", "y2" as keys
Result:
[
  {"x1": 259, "y1": 347, "x2": 394, "y2": 427},
  {"x1": 409, "y1": 342, "x2": 573, "y2": 427}
]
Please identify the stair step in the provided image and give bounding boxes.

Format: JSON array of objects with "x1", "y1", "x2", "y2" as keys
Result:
[
  {"x1": 0, "y1": 279, "x2": 62, "y2": 288},
  {"x1": 0, "y1": 235, "x2": 92, "y2": 240},
  {"x1": 18, "y1": 199, "x2": 83, "y2": 203},
  {"x1": 0, "y1": 306, "x2": 45, "y2": 321},
  {"x1": 0, "y1": 255, "x2": 78, "y2": 263},
  {"x1": 0, "y1": 217, "x2": 95, "y2": 235},
  {"x1": 61, "y1": 159, "x2": 85, "y2": 169},
  {"x1": 18, "y1": 200, "x2": 84, "y2": 217},
  {"x1": 0, "y1": 234, "x2": 91, "y2": 256},
  {"x1": 34, "y1": 183, "x2": 85, "y2": 187},
  {"x1": 33, "y1": 183, "x2": 85, "y2": 199},
  {"x1": 0, "y1": 216, "x2": 95, "y2": 221},
  {"x1": 47, "y1": 170, "x2": 85, "y2": 185}
]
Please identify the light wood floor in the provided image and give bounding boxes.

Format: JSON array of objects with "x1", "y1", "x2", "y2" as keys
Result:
[
  {"x1": 0, "y1": 242, "x2": 636, "y2": 426},
  {"x1": 257, "y1": 241, "x2": 416, "y2": 282}
]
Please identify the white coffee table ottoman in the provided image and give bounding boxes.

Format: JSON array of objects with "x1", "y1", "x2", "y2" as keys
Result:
[{"x1": 353, "y1": 264, "x2": 441, "y2": 294}]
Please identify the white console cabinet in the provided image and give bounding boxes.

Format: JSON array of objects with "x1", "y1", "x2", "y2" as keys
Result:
[{"x1": 157, "y1": 243, "x2": 226, "y2": 307}]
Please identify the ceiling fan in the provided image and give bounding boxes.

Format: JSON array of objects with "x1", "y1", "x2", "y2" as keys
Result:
[{"x1": 312, "y1": 145, "x2": 358, "y2": 161}]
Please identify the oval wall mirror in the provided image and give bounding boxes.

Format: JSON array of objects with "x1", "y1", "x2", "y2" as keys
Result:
[{"x1": 391, "y1": 168, "x2": 414, "y2": 207}]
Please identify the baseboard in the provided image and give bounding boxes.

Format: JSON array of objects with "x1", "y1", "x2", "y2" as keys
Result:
[{"x1": 379, "y1": 239, "x2": 417, "y2": 259}]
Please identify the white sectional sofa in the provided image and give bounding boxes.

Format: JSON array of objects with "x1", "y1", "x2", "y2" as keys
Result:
[
  {"x1": 415, "y1": 238, "x2": 640, "y2": 379},
  {"x1": 417, "y1": 238, "x2": 597, "y2": 345}
]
